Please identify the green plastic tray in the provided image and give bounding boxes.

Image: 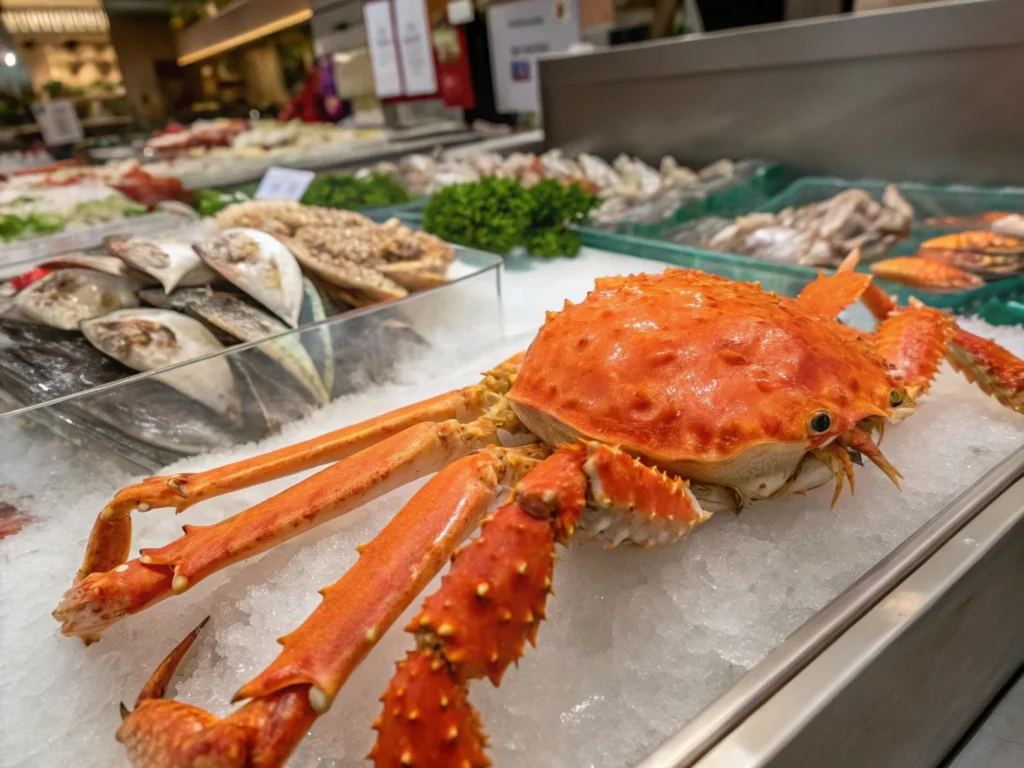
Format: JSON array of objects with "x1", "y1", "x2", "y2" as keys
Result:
[
  {"x1": 756, "y1": 177, "x2": 1024, "y2": 227},
  {"x1": 977, "y1": 299, "x2": 1024, "y2": 327},
  {"x1": 355, "y1": 198, "x2": 427, "y2": 220},
  {"x1": 609, "y1": 161, "x2": 789, "y2": 239},
  {"x1": 578, "y1": 228, "x2": 1024, "y2": 313}
]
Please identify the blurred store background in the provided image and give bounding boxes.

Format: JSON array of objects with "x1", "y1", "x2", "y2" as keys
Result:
[{"x1": 0, "y1": 0, "x2": 947, "y2": 155}]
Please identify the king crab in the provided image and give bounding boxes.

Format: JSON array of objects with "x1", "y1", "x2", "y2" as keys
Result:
[{"x1": 53, "y1": 252, "x2": 1024, "y2": 767}]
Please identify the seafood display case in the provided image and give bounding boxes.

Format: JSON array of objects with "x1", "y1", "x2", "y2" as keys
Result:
[
  {"x1": 2, "y1": 3, "x2": 1024, "y2": 767},
  {"x1": 2, "y1": 237, "x2": 1023, "y2": 768}
]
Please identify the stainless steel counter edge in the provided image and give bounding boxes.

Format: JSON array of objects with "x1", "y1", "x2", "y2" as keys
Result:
[
  {"x1": 636, "y1": 443, "x2": 1024, "y2": 768},
  {"x1": 693, "y1": 463, "x2": 1024, "y2": 768},
  {"x1": 538, "y1": 0, "x2": 1024, "y2": 86}
]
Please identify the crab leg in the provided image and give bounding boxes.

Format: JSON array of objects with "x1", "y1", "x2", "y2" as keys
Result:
[
  {"x1": 116, "y1": 445, "x2": 545, "y2": 768},
  {"x1": 55, "y1": 405, "x2": 527, "y2": 642},
  {"x1": 794, "y1": 267, "x2": 872, "y2": 320},
  {"x1": 861, "y1": 281, "x2": 1024, "y2": 412},
  {"x1": 74, "y1": 355, "x2": 523, "y2": 584},
  {"x1": 946, "y1": 326, "x2": 1024, "y2": 413},
  {"x1": 873, "y1": 300, "x2": 952, "y2": 399},
  {"x1": 373, "y1": 444, "x2": 709, "y2": 767}
]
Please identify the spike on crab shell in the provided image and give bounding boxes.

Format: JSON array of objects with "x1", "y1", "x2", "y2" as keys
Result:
[
  {"x1": 837, "y1": 247, "x2": 862, "y2": 273},
  {"x1": 410, "y1": 501, "x2": 556, "y2": 686},
  {"x1": 372, "y1": 650, "x2": 489, "y2": 768}
]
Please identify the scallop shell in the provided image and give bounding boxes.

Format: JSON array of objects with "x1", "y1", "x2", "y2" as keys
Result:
[
  {"x1": 13, "y1": 269, "x2": 140, "y2": 330},
  {"x1": 81, "y1": 308, "x2": 242, "y2": 424},
  {"x1": 193, "y1": 228, "x2": 304, "y2": 327},
  {"x1": 106, "y1": 235, "x2": 217, "y2": 293}
]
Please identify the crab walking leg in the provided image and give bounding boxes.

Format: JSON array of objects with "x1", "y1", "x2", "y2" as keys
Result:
[
  {"x1": 115, "y1": 445, "x2": 545, "y2": 768},
  {"x1": 76, "y1": 355, "x2": 525, "y2": 583},
  {"x1": 946, "y1": 326, "x2": 1024, "y2": 412},
  {"x1": 794, "y1": 269, "x2": 872, "y2": 320},
  {"x1": 55, "y1": 409, "x2": 525, "y2": 642},
  {"x1": 873, "y1": 302, "x2": 952, "y2": 399},
  {"x1": 861, "y1": 282, "x2": 1024, "y2": 412},
  {"x1": 372, "y1": 444, "x2": 709, "y2": 768}
]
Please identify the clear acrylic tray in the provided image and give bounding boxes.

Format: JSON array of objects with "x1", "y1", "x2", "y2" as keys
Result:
[{"x1": 0, "y1": 245, "x2": 502, "y2": 468}]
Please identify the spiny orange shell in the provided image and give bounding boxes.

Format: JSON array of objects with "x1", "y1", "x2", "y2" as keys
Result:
[{"x1": 509, "y1": 270, "x2": 898, "y2": 462}]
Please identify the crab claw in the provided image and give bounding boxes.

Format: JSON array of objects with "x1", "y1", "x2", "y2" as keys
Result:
[
  {"x1": 116, "y1": 617, "x2": 317, "y2": 768},
  {"x1": 116, "y1": 617, "x2": 240, "y2": 768},
  {"x1": 845, "y1": 428, "x2": 902, "y2": 490}
]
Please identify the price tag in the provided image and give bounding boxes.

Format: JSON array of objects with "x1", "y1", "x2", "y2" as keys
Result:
[
  {"x1": 30, "y1": 100, "x2": 84, "y2": 146},
  {"x1": 254, "y1": 167, "x2": 316, "y2": 201}
]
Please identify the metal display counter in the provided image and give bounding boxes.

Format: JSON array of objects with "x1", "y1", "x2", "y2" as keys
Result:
[
  {"x1": 639, "y1": 447, "x2": 1024, "y2": 768},
  {"x1": 538, "y1": 0, "x2": 1024, "y2": 186},
  {"x1": 177, "y1": 130, "x2": 485, "y2": 191},
  {"x1": 0, "y1": 243, "x2": 1021, "y2": 766},
  {"x1": 534, "y1": 2, "x2": 1024, "y2": 766}
]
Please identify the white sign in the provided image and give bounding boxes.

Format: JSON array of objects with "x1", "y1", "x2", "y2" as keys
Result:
[
  {"x1": 254, "y1": 167, "x2": 315, "y2": 201},
  {"x1": 394, "y1": 0, "x2": 438, "y2": 96},
  {"x1": 31, "y1": 100, "x2": 84, "y2": 146},
  {"x1": 364, "y1": 0, "x2": 403, "y2": 98},
  {"x1": 487, "y1": 0, "x2": 580, "y2": 113},
  {"x1": 447, "y1": 0, "x2": 473, "y2": 25}
]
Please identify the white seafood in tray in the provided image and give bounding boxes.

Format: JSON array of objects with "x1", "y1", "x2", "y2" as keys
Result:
[
  {"x1": 106, "y1": 234, "x2": 217, "y2": 293},
  {"x1": 81, "y1": 307, "x2": 242, "y2": 424},
  {"x1": 194, "y1": 227, "x2": 305, "y2": 328},
  {"x1": 12, "y1": 268, "x2": 140, "y2": 330}
]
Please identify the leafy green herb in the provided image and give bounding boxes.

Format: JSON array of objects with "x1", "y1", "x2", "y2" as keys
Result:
[
  {"x1": 26, "y1": 212, "x2": 65, "y2": 234},
  {"x1": 524, "y1": 180, "x2": 598, "y2": 258},
  {"x1": 301, "y1": 173, "x2": 411, "y2": 210},
  {"x1": 422, "y1": 178, "x2": 597, "y2": 258},
  {"x1": 193, "y1": 188, "x2": 252, "y2": 216},
  {"x1": 0, "y1": 214, "x2": 27, "y2": 241},
  {"x1": 423, "y1": 177, "x2": 533, "y2": 255}
]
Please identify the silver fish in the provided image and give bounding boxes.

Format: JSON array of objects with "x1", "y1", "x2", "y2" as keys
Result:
[
  {"x1": 13, "y1": 268, "x2": 140, "y2": 330},
  {"x1": 300, "y1": 277, "x2": 334, "y2": 396},
  {"x1": 194, "y1": 228, "x2": 304, "y2": 327},
  {"x1": 106, "y1": 235, "x2": 217, "y2": 293},
  {"x1": 181, "y1": 289, "x2": 329, "y2": 406},
  {"x1": 81, "y1": 308, "x2": 242, "y2": 424}
]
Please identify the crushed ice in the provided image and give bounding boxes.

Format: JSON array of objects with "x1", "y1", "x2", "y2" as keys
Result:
[{"x1": 0, "y1": 317, "x2": 1022, "y2": 768}]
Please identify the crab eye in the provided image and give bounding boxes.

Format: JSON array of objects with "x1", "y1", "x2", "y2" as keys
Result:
[
  {"x1": 809, "y1": 411, "x2": 832, "y2": 435},
  {"x1": 889, "y1": 389, "x2": 903, "y2": 407}
]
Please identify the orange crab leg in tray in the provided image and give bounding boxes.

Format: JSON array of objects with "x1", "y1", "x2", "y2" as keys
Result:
[
  {"x1": 54, "y1": 396, "x2": 532, "y2": 643},
  {"x1": 116, "y1": 443, "x2": 546, "y2": 767},
  {"x1": 116, "y1": 443, "x2": 708, "y2": 768},
  {"x1": 70, "y1": 355, "x2": 525, "y2": 585}
]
